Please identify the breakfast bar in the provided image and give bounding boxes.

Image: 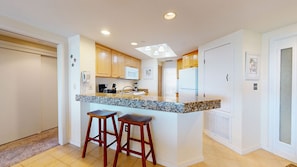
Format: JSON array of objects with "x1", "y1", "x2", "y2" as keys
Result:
[{"x1": 76, "y1": 93, "x2": 220, "y2": 167}]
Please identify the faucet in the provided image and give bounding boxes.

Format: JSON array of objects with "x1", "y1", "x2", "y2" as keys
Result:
[{"x1": 121, "y1": 85, "x2": 135, "y2": 93}]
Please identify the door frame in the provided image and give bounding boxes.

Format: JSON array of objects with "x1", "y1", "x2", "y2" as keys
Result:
[{"x1": 269, "y1": 35, "x2": 297, "y2": 161}]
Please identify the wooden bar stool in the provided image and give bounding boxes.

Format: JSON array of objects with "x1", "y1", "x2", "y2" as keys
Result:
[
  {"x1": 82, "y1": 110, "x2": 118, "y2": 167},
  {"x1": 113, "y1": 114, "x2": 156, "y2": 167}
]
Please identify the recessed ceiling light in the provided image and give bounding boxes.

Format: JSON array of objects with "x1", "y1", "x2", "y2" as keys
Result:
[
  {"x1": 101, "y1": 30, "x2": 110, "y2": 36},
  {"x1": 131, "y1": 42, "x2": 138, "y2": 46},
  {"x1": 164, "y1": 12, "x2": 176, "y2": 20}
]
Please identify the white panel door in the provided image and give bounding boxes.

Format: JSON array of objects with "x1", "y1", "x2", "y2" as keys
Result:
[
  {"x1": 203, "y1": 44, "x2": 233, "y2": 113},
  {"x1": 270, "y1": 36, "x2": 297, "y2": 161}
]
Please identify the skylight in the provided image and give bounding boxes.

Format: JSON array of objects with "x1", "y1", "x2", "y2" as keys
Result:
[{"x1": 135, "y1": 43, "x2": 177, "y2": 59}]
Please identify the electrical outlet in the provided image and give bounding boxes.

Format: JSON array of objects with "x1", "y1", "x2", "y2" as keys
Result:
[{"x1": 124, "y1": 125, "x2": 128, "y2": 132}]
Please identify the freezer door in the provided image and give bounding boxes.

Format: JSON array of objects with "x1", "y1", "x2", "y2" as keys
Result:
[
  {"x1": 179, "y1": 89, "x2": 198, "y2": 97},
  {"x1": 179, "y1": 68, "x2": 198, "y2": 90}
]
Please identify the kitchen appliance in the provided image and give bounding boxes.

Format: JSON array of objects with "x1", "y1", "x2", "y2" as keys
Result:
[
  {"x1": 98, "y1": 83, "x2": 117, "y2": 93},
  {"x1": 178, "y1": 67, "x2": 198, "y2": 97},
  {"x1": 125, "y1": 66, "x2": 139, "y2": 80},
  {"x1": 98, "y1": 84, "x2": 107, "y2": 92}
]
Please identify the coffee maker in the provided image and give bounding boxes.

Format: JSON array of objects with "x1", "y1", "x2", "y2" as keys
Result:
[{"x1": 98, "y1": 84, "x2": 107, "y2": 93}]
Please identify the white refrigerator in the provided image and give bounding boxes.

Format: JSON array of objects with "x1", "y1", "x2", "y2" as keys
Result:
[{"x1": 178, "y1": 67, "x2": 198, "y2": 97}]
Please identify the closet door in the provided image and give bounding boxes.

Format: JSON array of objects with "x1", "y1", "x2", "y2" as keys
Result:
[
  {"x1": 271, "y1": 36, "x2": 297, "y2": 161},
  {"x1": 0, "y1": 48, "x2": 41, "y2": 145},
  {"x1": 41, "y1": 56, "x2": 58, "y2": 131},
  {"x1": 203, "y1": 43, "x2": 233, "y2": 141},
  {"x1": 204, "y1": 43, "x2": 233, "y2": 113}
]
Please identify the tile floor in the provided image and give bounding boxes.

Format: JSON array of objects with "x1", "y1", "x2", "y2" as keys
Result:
[{"x1": 12, "y1": 135, "x2": 296, "y2": 167}]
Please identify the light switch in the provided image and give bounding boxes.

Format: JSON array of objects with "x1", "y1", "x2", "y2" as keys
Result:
[{"x1": 253, "y1": 83, "x2": 258, "y2": 90}]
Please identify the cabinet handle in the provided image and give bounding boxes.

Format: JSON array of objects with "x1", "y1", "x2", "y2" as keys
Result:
[{"x1": 226, "y1": 74, "x2": 229, "y2": 82}]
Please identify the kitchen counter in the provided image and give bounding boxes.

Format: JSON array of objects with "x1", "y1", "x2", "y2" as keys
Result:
[
  {"x1": 76, "y1": 93, "x2": 220, "y2": 113},
  {"x1": 76, "y1": 93, "x2": 221, "y2": 167}
]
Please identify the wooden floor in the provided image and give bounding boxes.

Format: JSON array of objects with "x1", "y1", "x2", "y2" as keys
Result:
[{"x1": 12, "y1": 135, "x2": 297, "y2": 167}]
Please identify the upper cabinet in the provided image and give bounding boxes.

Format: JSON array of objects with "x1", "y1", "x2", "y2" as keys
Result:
[
  {"x1": 125, "y1": 55, "x2": 140, "y2": 69},
  {"x1": 182, "y1": 50, "x2": 198, "y2": 69},
  {"x1": 111, "y1": 50, "x2": 125, "y2": 78},
  {"x1": 95, "y1": 43, "x2": 141, "y2": 79},
  {"x1": 177, "y1": 58, "x2": 183, "y2": 79},
  {"x1": 96, "y1": 44, "x2": 111, "y2": 77}
]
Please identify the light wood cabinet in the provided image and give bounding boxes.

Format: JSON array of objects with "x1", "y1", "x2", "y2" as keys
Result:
[
  {"x1": 125, "y1": 55, "x2": 140, "y2": 68},
  {"x1": 95, "y1": 43, "x2": 141, "y2": 79},
  {"x1": 96, "y1": 44, "x2": 111, "y2": 77},
  {"x1": 182, "y1": 50, "x2": 198, "y2": 68},
  {"x1": 111, "y1": 50, "x2": 125, "y2": 78},
  {"x1": 177, "y1": 58, "x2": 183, "y2": 79}
]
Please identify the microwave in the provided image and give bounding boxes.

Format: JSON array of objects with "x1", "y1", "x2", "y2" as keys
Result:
[{"x1": 125, "y1": 66, "x2": 139, "y2": 80}]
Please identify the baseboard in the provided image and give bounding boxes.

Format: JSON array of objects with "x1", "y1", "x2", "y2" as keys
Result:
[{"x1": 157, "y1": 156, "x2": 204, "y2": 167}]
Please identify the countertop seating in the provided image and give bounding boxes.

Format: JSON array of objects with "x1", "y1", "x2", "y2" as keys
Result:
[
  {"x1": 113, "y1": 114, "x2": 156, "y2": 167},
  {"x1": 76, "y1": 93, "x2": 221, "y2": 167},
  {"x1": 82, "y1": 110, "x2": 118, "y2": 167}
]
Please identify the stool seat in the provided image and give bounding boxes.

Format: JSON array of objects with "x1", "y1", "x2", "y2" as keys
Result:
[
  {"x1": 113, "y1": 114, "x2": 156, "y2": 167},
  {"x1": 118, "y1": 114, "x2": 152, "y2": 125},
  {"x1": 88, "y1": 110, "x2": 117, "y2": 118},
  {"x1": 82, "y1": 110, "x2": 118, "y2": 167}
]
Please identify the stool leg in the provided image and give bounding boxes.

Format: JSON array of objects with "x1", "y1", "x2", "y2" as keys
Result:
[
  {"x1": 126, "y1": 124, "x2": 131, "y2": 156},
  {"x1": 113, "y1": 121, "x2": 124, "y2": 167},
  {"x1": 111, "y1": 116, "x2": 119, "y2": 139},
  {"x1": 99, "y1": 118, "x2": 102, "y2": 147},
  {"x1": 147, "y1": 124, "x2": 156, "y2": 164},
  {"x1": 103, "y1": 119, "x2": 107, "y2": 167},
  {"x1": 82, "y1": 116, "x2": 93, "y2": 158},
  {"x1": 140, "y1": 125, "x2": 146, "y2": 167}
]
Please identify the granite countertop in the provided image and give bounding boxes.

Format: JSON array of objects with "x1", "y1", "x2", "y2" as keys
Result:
[{"x1": 76, "y1": 93, "x2": 221, "y2": 113}]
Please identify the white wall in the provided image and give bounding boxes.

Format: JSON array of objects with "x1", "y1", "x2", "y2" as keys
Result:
[
  {"x1": 68, "y1": 35, "x2": 96, "y2": 146},
  {"x1": 241, "y1": 30, "x2": 262, "y2": 152},
  {"x1": 68, "y1": 35, "x2": 81, "y2": 146},
  {"x1": 261, "y1": 23, "x2": 297, "y2": 151},
  {"x1": 138, "y1": 59, "x2": 159, "y2": 96}
]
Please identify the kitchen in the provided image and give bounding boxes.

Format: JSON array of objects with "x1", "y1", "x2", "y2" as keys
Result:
[{"x1": 1, "y1": 0, "x2": 297, "y2": 167}]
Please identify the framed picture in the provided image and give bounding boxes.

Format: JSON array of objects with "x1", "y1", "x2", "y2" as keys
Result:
[
  {"x1": 245, "y1": 52, "x2": 260, "y2": 80},
  {"x1": 143, "y1": 67, "x2": 153, "y2": 80}
]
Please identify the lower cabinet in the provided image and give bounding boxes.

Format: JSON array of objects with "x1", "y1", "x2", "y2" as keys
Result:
[{"x1": 204, "y1": 110, "x2": 231, "y2": 142}]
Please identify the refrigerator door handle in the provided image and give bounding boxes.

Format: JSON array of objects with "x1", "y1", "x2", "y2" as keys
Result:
[{"x1": 226, "y1": 74, "x2": 229, "y2": 82}]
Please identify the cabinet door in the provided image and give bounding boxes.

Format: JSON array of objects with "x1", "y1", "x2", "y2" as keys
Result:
[
  {"x1": 96, "y1": 45, "x2": 111, "y2": 77},
  {"x1": 177, "y1": 59, "x2": 183, "y2": 79},
  {"x1": 111, "y1": 51, "x2": 125, "y2": 78},
  {"x1": 125, "y1": 55, "x2": 139, "y2": 68},
  {"x1": 204, "y1": 44, "x2": 233, "y2": 113},
  {"x1": 191, "y1": 50, "x2": 198, "y2": 67},
  {"x1": 182, "y1": 55, "x2": 191, "y2": 68}
]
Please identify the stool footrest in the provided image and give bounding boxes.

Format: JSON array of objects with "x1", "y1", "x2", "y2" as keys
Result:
[
  {"x1": 129, "y1": 137, "x2": 150, "y2": 145},
  {"x1": 87, "y1": 135, "x2": 117, "y2": 148},
  {"x1": 121, "y1": 142, "x2": 153, "y2": 158}
]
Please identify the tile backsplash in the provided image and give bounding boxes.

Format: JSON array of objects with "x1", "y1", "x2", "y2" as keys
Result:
[{"x1": 96, "y1": 77, "x2": 137, "y2": 92}]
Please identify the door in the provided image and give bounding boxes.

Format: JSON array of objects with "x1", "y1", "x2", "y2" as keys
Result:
[
  {"x1": 203, "y1": 43, "x2": 233, "y2": 142},
  {"x1": 179, "y1": 68, "x2": 198, "y2": 90},
  {"x1": 204, "y1": 43, "x2": 233, "y2": 113},
  {"x1": 270, "y1": 36, "x2": 297, "y2": 161}
]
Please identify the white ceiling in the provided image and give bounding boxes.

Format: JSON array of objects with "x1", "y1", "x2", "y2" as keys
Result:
[{"x1": 1, "y1": 0, "x2": 297, "y2": 60}]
